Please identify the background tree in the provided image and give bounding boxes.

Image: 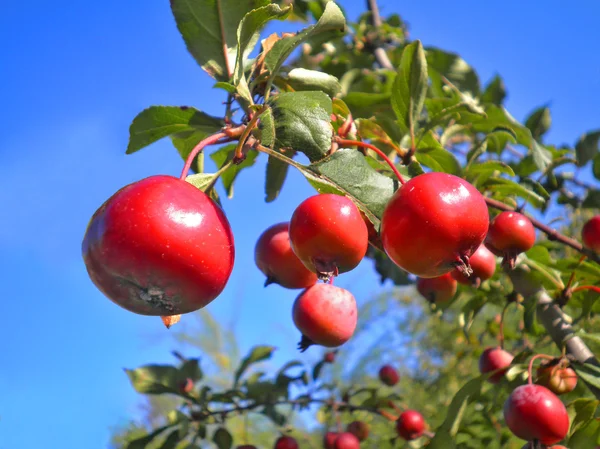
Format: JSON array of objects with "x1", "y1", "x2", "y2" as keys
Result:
[{"x1": 98, "y1": 0, "x2": 600, "y2": 448}]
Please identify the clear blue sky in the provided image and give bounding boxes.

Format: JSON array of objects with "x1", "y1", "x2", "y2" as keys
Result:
[{"x1": 0, "y1": 1, "x2": 598, "y2": 448}]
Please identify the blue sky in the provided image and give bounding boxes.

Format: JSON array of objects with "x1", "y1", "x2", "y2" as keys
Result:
[{"x1": 0, "y1": 1, "x2": 598, "y2": 448}]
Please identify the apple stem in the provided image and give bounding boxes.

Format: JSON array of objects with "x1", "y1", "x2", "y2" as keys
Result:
[
  {"x1": 335, "y1": 138, "x2": 406, "y2": 185},
  {"x1": 527, "y1": 354, "x2": 555, "y2": 385},
  {"x1": 378, "y1": 409, "x2": 398, "y2": 422},
  {"x1": 179, "y1": 132, "x2": 230, "y2": 180},
  {"x1": 233, "y1": 107, "x2": 268, "y2": 162},
  {"x1": 571, "y1": 285, "x2": 600, "y2": 294}
]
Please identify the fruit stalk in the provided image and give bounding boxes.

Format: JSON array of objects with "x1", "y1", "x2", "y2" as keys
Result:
[
  {"x1": 335, "y1": 138, "x2": 406, "y2": 185},
  {"x1": 527, "y1": 354, "x2": 555, "y2": 384},
  {"x1": 233, "y1": 106, "x2": 268, "y2": 161},
  {"x1": 571, "y1": 285, "x2": 600, "y2": 294},
  {"x1": 179, "y1": 132, "x2": 230, "y2": 180}
]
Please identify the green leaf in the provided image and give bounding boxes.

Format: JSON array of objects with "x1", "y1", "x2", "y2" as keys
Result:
[
  {"x1": 265, "y1": 2, "x2": 345, "y2": 87},
  {"x1": 414, "y1": 131, "x2": 461, "y2": 175},
  {"x1": 465, "y1": 160, "x2": 515, "y2": 186},
  {"x1": 575, "y1": 130, "x2": 600, "y2": 166},
  {"x1": 568, "y1": 398, "x2": 599, "y2": 436},
  {"x1": 126, "y1": 425, "x2": 172, "y2": 449},
  {"x1": 578, "y1": 332, "x2": 600, "y2": 345},
  {"x1": 158, "y1": 430, "x2": 181, "y2": 449},
  {"x1": 213, "y1": 81, "x2": 237, "y2": 93},
  {"x1": 262, "y1": 405, "x2": 287, "y2": 426},
  {"x1": 523, "y1": 297, "x2": 545, "y2": 336},
  {"x1": 428, "y1": 430, "x2": 457, "y2": 449},
  {"x1": 463, "y1": 106, "x2": 530, "y2": 148},
  {"x1": 574, "y1": 362, "x2": 600, "y2": 391},
  {"x1": 434, "y1": 376, "x2": 485, "y2": 438},
  {"x1": 569, "y1": 418, "x2": 600, "y2": 449},
  {"x1": 234, "y1": 345, "x2": 276, "y2": 387},
  {"x1": 277, "y1": 360, "x2": 303, "y2": 378},
  {"x1": 307, "y1": 148, "x2": 397, "y2": 225},
  {"x1": 391, "y1": 40, "x2": 428, "y2": 135},
  {"x1": 184, "y1": 173, "x2": 221, "y2": 205},
  {"x1": 212, "y1": 427, "x2": 233, "y2": 449},
  {"x1": 233, "y1": 3, "x2": 291, "y2": 85},
  {"x1": 426, "y1": 47, "x2": 480, "y2": 96},
  {"x1": 170, "y1": 0, "x2": 269, "y2": 80},
  {"x1": 424, "y1": 97, "x2": 486, "y2": 131},
  {"x1": 210, "y1": 145, "x2": 259, "y2": 198},
  {"x1": 185, "y1": 173, "x2": 216, "y2": 191},
  {"x1": 265, "y1": 155, "x2": 290, "y2": 202},
  {"x1": 312, "y1": 360, "x2": 326, "y2": 381},
  {"x1": 481, "y1": 74, "x2": 506, "y2": 105},
  {"x1": 531, "y1": 140, "x2": 553, "y2": 172},
  {"x1": 355, "y1": 119, "x2": 395, "y2": 144},
  {"x1": 127, "y1": 106, "x2": 223, "y2": 154},
  {"x1": 583, "y1": 190, "x2": 600, "y2": 209},
  {"x1": 286, "y1": 68, "x2": 342, "y2": 97},
  {"x1": 179, "y1": 358, "x2": 203, "y2": 382},
  {"x1": 593, "y1": 153, "x2": 600, "y2": 180},
  {"x1": 171, "y1": 131, "x2": 208, "y2": 172},
  {"x1": 482, "y1": 177, "x2": 547, "y2": 208},
  {"x1": 125, "y1": 365, "x2": 182, "y2": 395},
  {"x1": 264, "y1": 91, "x2": 333, "y2": 162},
  {"x1": 525, "y1": 105, "x2": 552, "y2": 140}
]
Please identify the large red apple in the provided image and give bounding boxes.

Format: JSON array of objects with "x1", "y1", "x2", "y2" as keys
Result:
[
  {"x1": 82, "y1": 175, "x2": 235, "y2": 316},
  {"x1": 504, "y1": 384, "x2": 569, "y2": 445}
]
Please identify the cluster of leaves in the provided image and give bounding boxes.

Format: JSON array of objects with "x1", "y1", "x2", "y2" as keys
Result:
[
  {"x1": 117, "y1": 334, "x2": 407, "y2": 449},
  {"x1": 117, "y1": 0, "x2": 600, "y2": 447}
]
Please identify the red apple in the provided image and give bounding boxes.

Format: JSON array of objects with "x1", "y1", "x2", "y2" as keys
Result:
[
  {"x1": 83, "y1": 175, "x2": 235, "y2": 316},
  {"x1": 479, "y1": 347, "x2": 514, "y2": 384}
]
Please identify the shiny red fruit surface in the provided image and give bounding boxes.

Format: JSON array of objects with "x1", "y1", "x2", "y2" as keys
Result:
[
  {"x1": 381, "y1": 173, "x2": 489, "y2": 278},
  {"x1": 416, "y1": 273, "x2": 457, "y2": 302},
  {"x1": 274, "y1": 436, "x2": 299, "y2": 449},
  {"x1": 292, "y1": 284, "x2": 357, "y2": 348},
  {"x1": 485, "y1": 211, "x2": 536, "y2": 259},
  {"x1": 323, "y1": 432, "x2": 338, "y2": 449},
  {"x1": 255, "y1": 222, "x2": 318, "y2": 289},
  {"x1": 289, "y1": 194, "x2": 368, "y2": 278},
  {"x1": 451, "y1": 244, "x2": 496, "y2": 285},
  {"x1": 82, "y1": 175, "x2": 234, "y2": 316},
  {"x1": 479, "y1": 347, "x2": 514, "y2": 384},
  {"x1": 582, "y1": 215, "x2": 600, "y2": 252},
  {"x1": 378, "y1": 364, "x2": 400, "y2": 386},
  {"x1": 504, "y1": 384, "x2": 569, "y2": 445},
  {"x1": 333, "y1": 432, "x2": 360, "y2": 449},
  {"x1": 396, "y1": 410, "x2": 425, "y2": 440}
]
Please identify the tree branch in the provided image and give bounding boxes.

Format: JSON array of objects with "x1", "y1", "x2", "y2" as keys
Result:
[
  {"x1": 366, "y1": 0, "x2": 394, "y2": 70},
  {"x1": 484, "y1": 197, "x2": 600, "y2": 264},
  {"x1": 509, "y1": 266, "x2": 600, "y2": 399},
  {"x1": 195, "y1": 397, "x2": 396, "y2": 420}
]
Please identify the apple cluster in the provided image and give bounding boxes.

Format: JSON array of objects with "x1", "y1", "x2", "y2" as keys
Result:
[{"x1": 82, "y1": 164, "x2": 599, "y2": 447}]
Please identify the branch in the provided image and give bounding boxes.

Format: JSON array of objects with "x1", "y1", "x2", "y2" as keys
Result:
[
  {"x1": 509, "y1": 266, "x2": 600, "y2": 399},
  {"x1": 194, "y1": 397, "x2": 401, "y2": 420},
  {"x1": 484, "y1": 197, "x2": 600, "y2": 264},
  {"x1": 365, "y1": 0, "x2": 394, "y2": 70}
]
